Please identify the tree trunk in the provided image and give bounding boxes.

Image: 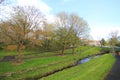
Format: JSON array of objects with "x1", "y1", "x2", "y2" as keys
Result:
[
  {"x1": 17, "y1": 41, "x2": 23, "y2": 63},
  {"x1": 111, "y1": 42, "x2": 116, "y2": 56},
  {"x1": 72, "y1": 47, "x2": 75, "y2": 54},
  {"x1": 72, "y1": 43, "x2": 76, "y2": 54},
  {"x1": 61, "y1": 45, "x2": 65, "y2": 55}
]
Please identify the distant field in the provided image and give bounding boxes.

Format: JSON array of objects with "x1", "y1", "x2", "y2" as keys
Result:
[
  {"x1": 0, "y1": 46, "x2": 109, "y2": 80},
  {"x1": 41, "y1": 54, "x2": 115, "y2": 80}
]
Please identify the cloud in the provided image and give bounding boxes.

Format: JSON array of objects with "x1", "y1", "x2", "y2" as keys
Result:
[
  {"x1": 63, "y1": 0, "x2": 71, "y2": 2},
  {"x1": 16, "y1": 0, "x2": 52, "y2": 14},
  {"x1": 1, "y1": 0, "x2": 55, "y2": 23},
  {"x1": 14, "y1": 0, "x2": 55, "y2": 23},
  {"x1": 90, "y1": 24, "x2": 120, "y2": 40},
  {"x1": 45, "y1": 14, "x2": 56, "y2": 23},
  {"x1": 63, "y1": 0, "x2": 77, "y2": 2}
]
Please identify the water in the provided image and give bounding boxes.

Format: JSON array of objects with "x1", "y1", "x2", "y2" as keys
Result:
[{"x1": 77, "y1": 55, "x2": 99, "y2": 65}]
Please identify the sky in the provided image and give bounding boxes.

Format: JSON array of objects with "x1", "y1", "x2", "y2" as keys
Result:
[{"x1": 3, "y1": 0, "x2": 120, "y2": 40}]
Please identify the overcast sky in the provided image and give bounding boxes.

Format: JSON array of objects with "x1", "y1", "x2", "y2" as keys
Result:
[{"x1": 5, "y1": 0, "x2": 120, "y2": 40}]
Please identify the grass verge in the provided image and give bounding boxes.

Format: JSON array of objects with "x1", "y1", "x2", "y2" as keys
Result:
[
  {"x1": 40, "y1": 54, "x2": 115, "y2": 80},
  {"x1": 0, "y1": 46, "x2": 102, "y2": 79}
]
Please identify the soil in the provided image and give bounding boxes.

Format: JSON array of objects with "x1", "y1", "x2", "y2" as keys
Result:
[
  {"x1": 105, "y1": 55, "x2": 120, "y2": 80},
  {"x1": 0, "y1": 56, "x2": 15, "y2": 62}
]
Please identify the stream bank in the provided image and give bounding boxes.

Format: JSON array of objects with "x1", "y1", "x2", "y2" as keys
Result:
[{"x1": 26, "y1": 52, "x2": 109, "y2": 80}]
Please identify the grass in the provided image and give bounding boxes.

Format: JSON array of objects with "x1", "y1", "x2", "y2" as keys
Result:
[
  {"x1": 41, "y1": 54, "x2": 115, "y2": 80},
  {"x1": 0, "y1": 50, "x2": 35, "y2": 59},
  {"x1": 0, "y1": 45, "x2": 93, "y2": 59},
  {"x1": 0, "y1": 46, "x2": 103, "y2": 79}
]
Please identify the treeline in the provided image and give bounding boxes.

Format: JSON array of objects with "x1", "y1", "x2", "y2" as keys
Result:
[{"x1": 0, "y1": 6, "x2": 90, "y2": 62}]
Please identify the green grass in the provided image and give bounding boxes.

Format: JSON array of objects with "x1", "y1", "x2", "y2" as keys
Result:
[
  {"x1": 0, "y1": 50, "x2": 35, "y2": 59},
  {"x1": 41, "y1": 54, "x2": 115, "y2": 80},
  {"x1": 0, "y1": 46, "x2": 102, "y2": 79},
  {"x1": 0, "y1": 50, "x2": 16, "y2": 59},
  {"x1": 0, "y1": 45, "x2": 93, "y2": 59}
]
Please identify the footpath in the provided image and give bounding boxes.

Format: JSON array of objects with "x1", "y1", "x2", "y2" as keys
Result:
[{"x1": 105, "y1": 55, "x2": 120, "y2": 80}]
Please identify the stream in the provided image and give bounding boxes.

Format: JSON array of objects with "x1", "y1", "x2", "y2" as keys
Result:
[
  {"x1": 77, "y1": 55, "x2": 99, "y2": 64},
  {"x1": 24, "y1": 52, "x2": 110, "y2": 80},
  {"x1": 29, "y1": 54, "x2": 102, "y2": 80}
]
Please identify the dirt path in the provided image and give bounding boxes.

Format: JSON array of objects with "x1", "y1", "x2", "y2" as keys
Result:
[{"x1": 105, "y1": 55, "x2": 120, "y2": 80}]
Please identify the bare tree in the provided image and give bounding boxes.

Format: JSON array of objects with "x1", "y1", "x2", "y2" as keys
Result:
[
  {"x1": 41, "y1": 22, "x2": 54, "y2": 51},
  {"x1": 55, "y1": 12, "x2": 70, "y2": 55},
  {"x1": 69, "y1": 13, "x2": 89, "y2": 54},
  {"x1": 0, "y1": 6, "x2": 44, "y2": 63},
  {"x1": 55, "y1": 12, "x2": 89, "y2": 55},
  {"x1": 109, "y1": 30, "x2": 119, "y2": 56}
]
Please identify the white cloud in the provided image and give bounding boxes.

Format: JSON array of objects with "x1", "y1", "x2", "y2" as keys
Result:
[
  {"x1": 45, "y1": 15, "x2": 56, "y2": 23},
  {"x1": 14, "y1": 0, "x2": 55, "y2": 23},
  {"x1": 16, "y1": 0, "x2": 52, "y2": 14},
  {"x1": 90, "y1": 24, "x2": 120, "y2": 40},
  {"x1": 63, "y1": 0, "x2": 71, "y2": 2}
]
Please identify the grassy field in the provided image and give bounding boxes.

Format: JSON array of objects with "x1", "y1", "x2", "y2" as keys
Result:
[
  {"x1": 0, "y1": 50, "x2": 35, "y2": 59},
  {"x1": 0, "y1": 46, "x2": 93, "y2": 59},
  {"x1": 0, "y1": 46, "x2": 112, "y2": 80},
  {"x1": 40, "y1": 54, "x2": 115, "y2": 80}
]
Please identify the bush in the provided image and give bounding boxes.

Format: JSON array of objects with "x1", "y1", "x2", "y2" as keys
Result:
[
  {"x1": 0, "y1": 42, "x2": 6, "y2": 50},
  {"x1": 6, "y1": 45, "x2": 25, "y2": 51}
]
